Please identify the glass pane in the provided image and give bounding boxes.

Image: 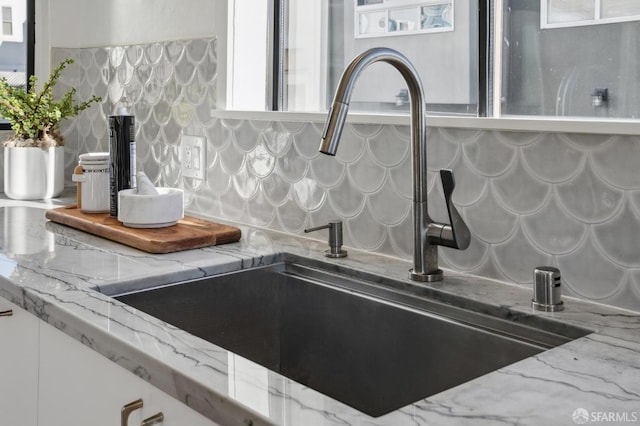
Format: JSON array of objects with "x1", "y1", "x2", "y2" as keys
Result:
[
  {"x1": 358, "y1": 11, "x2": 387, "y2": 36},
  {"x1": 388, "y1": 8, "x2": 418, "y2": 32},
  {"x1": 602, "y1": 0, "x2": 640, "y2": 19},
  {"x1": 547, "y1": 0, "x2": 595, "y2": 24},
  {"x1": 284, "y1": 0, "x2": 478, "y2": 115},
  {"x1": 0, "y1": 1, "x2": 27, "y2": 125},
  {"x1": 227, "y1": 0, "x2": 269, "y2": 110},
  {"x1": 421, "y1": 4, "x2": 453, "y2": 29},
  {"x1": 502, "y1": 0, "x2": 640, "y2": 118}
]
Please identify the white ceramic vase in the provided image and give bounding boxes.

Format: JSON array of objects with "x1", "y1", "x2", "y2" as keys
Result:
[{"x1": 4, "y1": 146, "x2": 65, "y2": 200}]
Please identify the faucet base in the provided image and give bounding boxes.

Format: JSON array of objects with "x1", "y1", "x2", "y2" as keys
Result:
[
  {"x1": 325, "y1": 249, "x2": 348, "y2": 258},
  {"x1": 408, "y1": 269, "x2": 443, "y2": 282}
]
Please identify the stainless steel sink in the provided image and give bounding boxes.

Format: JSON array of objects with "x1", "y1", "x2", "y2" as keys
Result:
[{"x1": 113, "y1": 260, "x2": 591, "y2": 417}]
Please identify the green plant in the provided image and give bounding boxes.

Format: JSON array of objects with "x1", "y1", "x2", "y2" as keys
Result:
[{"x1": 0, "y1": 58, "x2": 101, "y2": 147}]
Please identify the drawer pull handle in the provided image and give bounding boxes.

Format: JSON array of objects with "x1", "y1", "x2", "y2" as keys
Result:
[
  {"x1": 141, "y1": 412, "x2": 164, "y2": 426},
  {"x1": 0, "y1": 310, "x2": 13, "y2": 317},
  {"x1": 121, "y1": 398, "x2": 144, "y2": 426}
]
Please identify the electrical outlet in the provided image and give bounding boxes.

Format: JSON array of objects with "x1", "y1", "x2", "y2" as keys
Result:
[{"x1": 181, "y1": 135, "x2": 206, "y2": 180}]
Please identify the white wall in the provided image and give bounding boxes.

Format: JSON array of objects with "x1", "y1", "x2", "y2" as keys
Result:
[
  {"x1": 37, "y1": 0, "x2": 227, "y2": 105},
  {"x1": 48, "y1": 0, "x2": 216, "y2": 48}
]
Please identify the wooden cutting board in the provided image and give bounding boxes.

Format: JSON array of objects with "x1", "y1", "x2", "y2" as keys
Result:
[{"x1": 45, "y1": 206, "x2": 241, "y2": 254}]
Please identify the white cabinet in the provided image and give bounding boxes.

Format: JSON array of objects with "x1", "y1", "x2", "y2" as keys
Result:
[
  {"x1": 0, "y1": 297, "x2": 218, "y2": 426},
  {"x1": 38, "y1": 320, "x2": 218, "y2": 426},
  {"x1": 38, "y1": 320, "x2": 150, "y2": 425},
  {"x1": 0, "y1": 300, "x2": 39, "y2": 426},
  {"x1": 148, "y1": 386, "x2": 222, "y2": 426}
]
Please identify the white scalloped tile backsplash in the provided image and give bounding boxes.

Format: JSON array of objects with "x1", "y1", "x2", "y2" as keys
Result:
[{"x1": 52, "y1": 38, "x2": 640, "y2": 312}]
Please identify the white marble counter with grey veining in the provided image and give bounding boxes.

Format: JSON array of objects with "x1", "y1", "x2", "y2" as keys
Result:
[{"x1": 0, "y1": 191, "x2": 639, "y2": 426}]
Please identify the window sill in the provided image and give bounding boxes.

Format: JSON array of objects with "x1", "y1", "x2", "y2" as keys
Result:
[{"x1": 211, "y1": 110, "x2": 640, "y2": 136}]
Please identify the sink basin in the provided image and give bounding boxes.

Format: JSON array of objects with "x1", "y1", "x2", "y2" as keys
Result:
[{"x1": 113, "y1": 260, "x2": 591, "y2": 417}]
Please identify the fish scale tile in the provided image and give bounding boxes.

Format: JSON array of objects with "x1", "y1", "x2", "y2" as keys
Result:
[
  {"x1": 261, "y1": 173, "x2": 290, "y2": 206},
  {"x1": 55, "y1": 37, "x2": 640, "y2": 311},
  {"x1": 630, "y1": 271, "x2": 640, "y2": 296},
  {"x1": 205, "y1": 156, "x2": 231, "y2": 196},
  {"x1": 292, "y1": 126, "x2": 322, "y2": 159},
  {"x1": 347, "y1": 150, "x2": 387, "y2": 194},
  {"x1": 593, "y1": 200, "x2": 640, "y2": 268},
  {"x1": 592, "y1": 136, "x2": 640, "y2": 189},
  {"x1": 427, "y1": 128, "x2": 461, "y2": 169},
  {"x1": 347, "y1": 206, "x2": 387, "y2": 250},
  {"x1": 276, "y1": 147, "x2": 308, "y2": 184},
  {"x1": 276, "y1": 198, "x2": 307, "y2": 233},
  {"x1": 367, "y1": 125, "x2": 409, "y2": 167},
  {"x1": 465, "y1": 187, "x2": 518, "y2": 244},
  {"x1": 233, "y1": 121, "x2": 261, "y2": 152},
  {"x1": 307, "y1": 198, "x2": 341, "y2": 230},
  {"x1": 447, "y1": 156, "x2": 488, "y2": 207},
  {"x1": 388, "y1": 152, "x2": 412, "y2": 198},
  {"x1": 521, "y1": 134, "x2": 586, "y2": 183},
  {"x1": 462, "y1": 131, "x2": 517, "y2": 177},
  {"x1": 327, "y1": 177, "x2": 367, "y2": 218},
  {"x1": 388, "y1": 215, "x2": 413, "y2": 258},
  {"x1": 493, "y1": 225, "x2": 555, "y2": 284},
  {"x1": 440, "y1": 216, "x2": 491, "y2": 269},
  {"x1": 333, "y1": 126, "x2": 366, "y2": 163},
  {"x1": 522, "y1": 197, "x2": 587, "y2": 255},
  {"x1": 232, "y1": 165, "x2": 259, "y2": 200},
  {"x1": 293, "y1": 178, "x2": 325, "y2": 212},
  {"x1": 246, "y1": 144, "x2": 275, "y2": 178},
  {"x1": 260, "y1": 125, "x2": 290, "y2": 157},
  {"x1": 367, "y1": 182, "x2": 411, "y2": 226},
  {"x1": 493, "y1": 155, "x2": 551, "y2": 214},
  {"x1": 558, "y1": 236, "x2": 626, "y2": 300},
  {"x1": 556, "y1": 162, "x2": 623, "y2": 222},
  {"x1": 309, "y1": 155, "x2": 345, "y2": 188},
  {"x1": 246, "y1": 189, "x2": 276, "y2": 227}
]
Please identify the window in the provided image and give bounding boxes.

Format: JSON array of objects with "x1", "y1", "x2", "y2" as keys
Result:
[
  {"x1": 501, "y1": 1, "x2": 640, "y2": 118},
  {"x1": 228, "y1": 0, "x2": 479, "y2": 115},
  {"x1": 0, "y1": 0, "x2": 33, "y2": 130},
  {"x1": 355, "y1": 0, "x2": 454, "y2": 38},
  {"x1": 2, "y1": 6, "x2": 12, "y2": 35},
  {"x1": 542, "y1": 0, "x2": 640, "y2": 28},
  {"x1": 227, "y1": 0, "x2": 640, "y2": 120}
]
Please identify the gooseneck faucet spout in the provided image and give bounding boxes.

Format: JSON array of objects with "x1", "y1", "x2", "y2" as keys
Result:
[{"x1": 319, "y1": 47, "x2": 470, "y2": 282}]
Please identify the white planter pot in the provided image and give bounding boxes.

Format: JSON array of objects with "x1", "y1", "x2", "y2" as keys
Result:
[{"x1": 4, "y1": 146, "x2": 65, "y2": 200}]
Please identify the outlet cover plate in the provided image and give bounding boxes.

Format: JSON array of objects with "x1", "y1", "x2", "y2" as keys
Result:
[{"x1": 181, "y1": 135, "x2": 206, "y2": 180}]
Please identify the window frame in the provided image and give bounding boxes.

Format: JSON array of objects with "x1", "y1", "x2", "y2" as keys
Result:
[
  {"x1": 2, "y1": 6, "x2": 13, "y2": 35},
  {"x1": 0, "y1": 0, "x2": 34, "y2": 132},
  {"x1": 541, "y1": 0, "x2": 640, "y2": 29},
  {"x1": 353, "y1": 0, "x2": 455, "y2": 39},
  {"x1": 223, "y1": 0, "x2": 640, "y2": 136}
]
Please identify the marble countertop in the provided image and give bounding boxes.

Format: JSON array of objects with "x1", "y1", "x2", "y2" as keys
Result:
[{"x1": 0, "y1": 192, "x2": 639, "y2": 426}]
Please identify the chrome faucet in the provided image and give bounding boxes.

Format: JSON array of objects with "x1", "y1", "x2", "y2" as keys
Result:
[{"x1": 319, "y1": 47, "x2": 470, "y2": 282}]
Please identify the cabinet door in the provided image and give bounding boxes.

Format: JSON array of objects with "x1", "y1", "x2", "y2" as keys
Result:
[
  {"x1": 38, "y1": 320, "x2": 218, "y2": 426},
  {"x1": 0, "y1": 300, "x2": 39, "y2": 426},
  {"x1": 148, "y1": 386, "x2": 220, "y2": 426},
  {"x1": 38, "y1": 321, "x2": 150, "y2": 426}
]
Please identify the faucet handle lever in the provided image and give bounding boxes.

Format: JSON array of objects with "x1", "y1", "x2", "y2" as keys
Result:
[
  {"x1": 438, "y1": 169, "x2": 471, "y2": 250},
  {"x1": 304, "y1": 220, "x2": 348, "y2": 258}
]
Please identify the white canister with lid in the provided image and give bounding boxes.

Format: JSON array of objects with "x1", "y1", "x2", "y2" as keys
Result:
[{"x1": 72, "y1": 152, "x2": 110, "y2": 213}]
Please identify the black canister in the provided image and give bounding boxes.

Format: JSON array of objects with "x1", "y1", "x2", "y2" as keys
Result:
[{"x1": 108, "y1": 114, "x2": 137, "y2": 216}]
